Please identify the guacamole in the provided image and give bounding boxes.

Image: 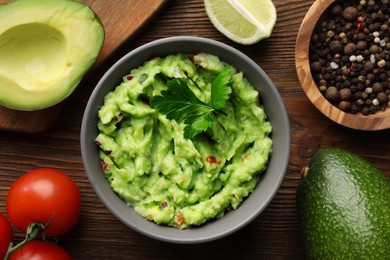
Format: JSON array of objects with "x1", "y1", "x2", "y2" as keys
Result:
[{"x1": 96, "y1": 53, "x2": 272, "y2": 229}]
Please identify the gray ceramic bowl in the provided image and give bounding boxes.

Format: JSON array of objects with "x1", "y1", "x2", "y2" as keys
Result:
[{"x1": 80, "y1": 36, "x2": 290, "y2": 244}]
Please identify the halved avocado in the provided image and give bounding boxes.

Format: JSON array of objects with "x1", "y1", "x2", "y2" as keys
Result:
[{"x1": 0, "y1": 0, "x2": 105, "y2": 111}]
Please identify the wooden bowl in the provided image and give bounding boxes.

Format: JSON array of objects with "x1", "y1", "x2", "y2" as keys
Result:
[{"x1": 295, "y1": 0, "x2": 390, "y2": 131}]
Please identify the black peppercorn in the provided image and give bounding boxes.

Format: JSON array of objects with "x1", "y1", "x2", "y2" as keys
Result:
[
  {"x1": 343, "y1": 6, "x2": 359, "y2": 21},
  {"x1": 379, "y1": 72, "x2": 387, "y2": 81},
  {"x1": 357, "y1": 32, "x2": 366, "y2": 40},
  {"x1": 354, "y1": 91, "x2": 363, "y2": 99},
  {"x1": 377, "y1": 92, "x2": 388, "y2": 103},
  {"x1": 367, "y1": 73, "x2": 375, "y2": 81},
  {"x1": 327, "y1": 21, "x2": 336, "y2": 31},
  {"x1": 350, "y1": 103, "x2": 359, "y2": 113},
  {"x1": 362, "y1": 106, "x2": 371, "y2": 115},
  {"x1": 309, "y1": 0, "x2": 390, "y2": 116},
  {"x1": 329, "y1": 40, "x2": 344, "y2": 53},
  {"x1": 369, "y1": 105, "x2": 377, "y2": 113},
  {"x1": 368, "y1": 23, "x2": 377, "y2": 32},
  {"x1": 372, "y1": 82, "x2": 384, "y2": 93},
  {"x1": 339, "y1": 101, "x2": 351, "y2": 111},
  {"x1": 339, "y1": 88, "x2": 352, "y2": 100},
  {"x1": 369, "y1": 44, "x2": 381, "y2": 54},
  {"x1": 325, "y1": 86, "x2": 339, "y2": 102},
  {"x1": 356, "y1": 40, "x2": 368, "y2": 50},
  {"x1": 330, "y1": 4, "x2": 343, "y2": 16},
  {"x1": 311, "y1": 62, "x2": 322, "y2": 73},
  {"x1": 364, "y1": 61, "x2": 375, "y2": 72},
  {"x1": 344, "y1": 42, "x2": 357, "y2": 55}
]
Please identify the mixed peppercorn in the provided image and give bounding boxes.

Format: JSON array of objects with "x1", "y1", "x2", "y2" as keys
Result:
[{"x1": 309, "y1": 0, "x2": 390, "y2": 115}]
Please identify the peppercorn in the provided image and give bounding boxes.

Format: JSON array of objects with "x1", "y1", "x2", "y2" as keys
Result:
[
  {"x1": 339, "y1": 88, "x2": 352, "y2": 100},
  {"x1": 327, "y1": 21, "x2": 336, "y2": 30},
  {"x1": 377, "y1": 92, "x2": 389, "y2": 103},
  {"x1": 378, "y1": 59, "x2": 386, "y2": 67},
  {"x1": 325, "y1": 86, "x2": 339, "y2": 102},
  {"x1": 344, "y1": 42, "x2": 357, "y2": 54},
  {"x1": 319, "y1": 85, "x2": 327, "y2": 93},
  {"x1": 339, "y1": 101, "x2": 352, "y2": 111},
  {"x1": 330, "y1": 4, "x2": 343, "y2": 16},
  {"x1": 357, "y1": 99, "x2": 366, "y2": 106},
  {"x1": 366, "y1": 73, "x2": 375, "y2": 81},
  {"x1": 356, "y1": 40, "x2": 368, "y2": 50},
  {"x1": 357, "y1": 82, "x2": 365, "y2": 90},
  {"x1": 366, "y1": 87, "x2": 373, "y2": 94},
  {"x1": 362, "y1": 106, "x2": 371, "y2": 115},
  {"x1": 356, "y1": 55, "x2": 364, "y2": 62},
  {"x1": 369, "y1": 93, "x2": 377, "y2": 100},
  {"x1": 372, "y1": 82, "x2": 383, "y2": 93},
  {"x1": 310, "y1": 61, "x2": 322, "y2": 73},
  {"x1": 350, "y1": 104, "x2": 359, "y2": 113},
  {"x1": 344, "y1": 22, "x2": 353, "y2": 31},
  {"x1": 364, "y1": 61, "x2": 375, "y2": 72},
  {"x1": 368, "y1": 23, "x2": 376, "y2": 32},
  {"x1": 369, "y1": 44, "x2": 381, "y2": 53},
  {"x1": 358, "y1": 75, "x2": 366, "y2": 82},
  {"x1": 341, "y1": 37, "x2": 350, "y2": 45},
  {"x1": 319, "y1": 79, "x2": 327, "y2": 86},
  {"x1": 357, "y1": 32, "x2": 366, "y2": 40},
  {"x1": 329, "y1": 40, "x2": 344, "y2": 53},
  {"x1": 309, "y1": 0, "x2": 390, "y2": 116},
  {"x1": 354, "y1": 91, "x2": 363, "y2": 99},
  {"x1": 369, "y1": 104, "x2": 377, "y2": 113},
  {"x1": 343, "y1": 6, "x2": 359, "y2": 21}
]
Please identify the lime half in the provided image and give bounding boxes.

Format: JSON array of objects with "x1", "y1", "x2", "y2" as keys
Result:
[{"x1": 204, "y1": 0, "x2": 277, "y2": 45}]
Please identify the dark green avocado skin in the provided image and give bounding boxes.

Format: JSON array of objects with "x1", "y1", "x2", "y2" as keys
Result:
[{"x1": 296, "y1": 148, "x2": 390, "y2": 260}]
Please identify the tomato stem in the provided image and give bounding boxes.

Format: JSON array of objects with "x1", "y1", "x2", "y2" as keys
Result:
[{"x1": 4, "y1": 217, "x2": 54, "y2": 259}]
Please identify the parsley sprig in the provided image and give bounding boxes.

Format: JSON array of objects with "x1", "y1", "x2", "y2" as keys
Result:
[{"x1": 150, "y1": 66, "x2": 232, "y2": 139}]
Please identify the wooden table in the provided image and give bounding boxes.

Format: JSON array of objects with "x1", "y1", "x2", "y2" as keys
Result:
[{"x1": 1, "y1": 0, "x2": 389, "y2": 259}]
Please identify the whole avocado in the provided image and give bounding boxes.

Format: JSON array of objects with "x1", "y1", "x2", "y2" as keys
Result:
[{"x1": 296, "y1": 148, "x2": 390, "y2": 259}]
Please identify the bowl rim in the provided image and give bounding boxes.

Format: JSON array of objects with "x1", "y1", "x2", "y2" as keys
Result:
[
  {"x1": 295, "y1": 0, "x2": 390, "y2": 131},
  {"x1": 81, "y1": 36, "x2": 291, "y2": 244}
]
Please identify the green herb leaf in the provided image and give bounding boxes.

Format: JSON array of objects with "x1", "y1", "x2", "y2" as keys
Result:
[
  {"x1": 183, "y1": 113, "x2": 214, "y2": 139},
  {"x1": 151, "y1": 79, "x2": 215, "y2": 121},
  {"x1": 211, "y1": 66, "x2": 232, "y2": 110},
  {"x1": 150, "y1": 67, "x2": 232, "y2": 139}
]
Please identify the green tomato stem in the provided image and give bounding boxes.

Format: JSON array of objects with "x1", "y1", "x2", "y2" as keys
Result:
[{"x1": 4, "y1": 216, "x2": 54, "y2": 259}]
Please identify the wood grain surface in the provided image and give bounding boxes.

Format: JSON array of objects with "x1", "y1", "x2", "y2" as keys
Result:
[
  {"x1": 1, "y1": 1, "x2": 390, "y2": 259},
  {"x1": 0, "y1": 0, "x2": 167, "y2": 133}
]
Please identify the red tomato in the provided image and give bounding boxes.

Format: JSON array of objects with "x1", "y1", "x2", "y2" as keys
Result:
[
  {"x1": 0, "y1": 213, "x2": 13, "y2": 259},
  {"x1": 9, "y1": 240, "x2": 71, "y2": 260},
  {"x1": 6, "y1": 168, "x2": 81, "y2": 237}
]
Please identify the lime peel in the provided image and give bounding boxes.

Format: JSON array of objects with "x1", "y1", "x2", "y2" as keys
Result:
[{"x1": 204, "y1": 0, "x2": 277, "y2": 45}]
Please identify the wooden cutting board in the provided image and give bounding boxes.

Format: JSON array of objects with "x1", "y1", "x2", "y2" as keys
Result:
[{"x1": 0, "y1": 0, "x2": 167, "y2": 133}]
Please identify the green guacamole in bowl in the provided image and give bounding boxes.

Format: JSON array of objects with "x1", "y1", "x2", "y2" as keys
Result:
[
  {"x1": 95, "y1": 52, "x2": 272, "y2": 229},
  {"x1": 81, "y1": 36, "x2": 290, "y2": 243}
]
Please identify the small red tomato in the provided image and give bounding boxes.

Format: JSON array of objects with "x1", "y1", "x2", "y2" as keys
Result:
[
  {"x1": 6, "y1": 168, "x2": 81, "y2": 237},
  {"x1": 10, "y1": 240, "x2": 71, "y2": 260},
  {"x1": 0, "y1": 213, "x2": 13, "y2": 259}
]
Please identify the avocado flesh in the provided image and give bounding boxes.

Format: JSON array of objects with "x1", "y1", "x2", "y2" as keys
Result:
[
  {"x1": 0, "y1": 0, "x2": 104, "y2": 111},
  {"x1": 296, "y1": 148, "x2": 390, "y2": 259}
]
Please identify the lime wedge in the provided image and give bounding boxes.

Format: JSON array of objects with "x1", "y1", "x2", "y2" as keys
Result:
[{"x1": 204, "y1": 0, "x2": 277, "y2": 45}]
